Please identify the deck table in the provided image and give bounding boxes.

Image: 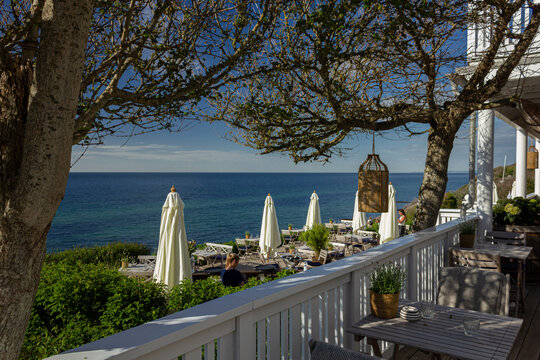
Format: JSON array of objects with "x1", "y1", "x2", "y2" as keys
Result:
[
  {"x1": 453, "y1": 245, "x2": 532, "y2": 316},
  {"x1": 348, "y1": 300, "x2": 523, "y2": 360}
]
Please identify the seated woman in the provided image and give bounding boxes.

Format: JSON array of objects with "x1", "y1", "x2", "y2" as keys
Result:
[{"x1": 221, "y1": 253, "x2": 245, "y2": 287}]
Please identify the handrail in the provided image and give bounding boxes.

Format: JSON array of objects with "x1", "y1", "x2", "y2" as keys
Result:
[{"x1": 48, "y1": 217, "x2": 476, "y2": 360}]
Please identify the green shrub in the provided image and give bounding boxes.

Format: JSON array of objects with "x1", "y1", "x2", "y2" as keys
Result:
[
  {"x1": 493, "y1": 197, "x2": 540, "y2": 226},
  {"x1": 168, "y1": 269, "x2": 297, "y2": 313},
  {"x1": 21, "y1": 261, "x2": 167, "y2": 360},
  {"x1": 299, "y1": 223, "x2": 330, "y2": 253},
  {"x1": 441, "y1": 192, "x2": 458, "y2": 209},
  {"x1": 45, "y1": 242, "x2": 150, "y2": 267}
]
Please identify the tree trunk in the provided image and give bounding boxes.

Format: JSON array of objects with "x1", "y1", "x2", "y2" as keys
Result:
[
  {"x1": 414, "y1": 123, "x2": 459, "y2": 231},
  {"x1": 0, "y1": 2, "x2": 93, "y2": 359}
]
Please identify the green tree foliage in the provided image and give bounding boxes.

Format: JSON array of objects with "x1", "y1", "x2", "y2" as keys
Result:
[
  {"x1": 441, "y1": 193, "x2": 459, "y2": 209},
  {"x1": 213, "y1": 0, "x2": 540, "y2": 232}
]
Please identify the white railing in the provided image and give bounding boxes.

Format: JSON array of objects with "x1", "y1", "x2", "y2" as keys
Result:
[
  {"x1": 436, "y1": 208, "x2": 477, "y2": 225},
  {"x1": 467, "y1": 1, "x2": 540, "y2": 64},
  {"x1": 48, "y1": 218, "x2": 475, "y2": 360}
]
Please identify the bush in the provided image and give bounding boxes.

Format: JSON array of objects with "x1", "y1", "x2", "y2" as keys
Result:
[
  {"x1": 168, "y1": 269, "x2": 297, "y2": 313},
  {"x1": 299, "y1": 223, "x2": 330, "y2": 253},
  {"x1": 21, "y1": 261, "x2": 167, "y2": 360},
  {"x1": 441, "y1": 192, "x2": 458, "y2": 209},
  {"x1": 493, "y1": 197, "x2": 540, "y2": 226},
  {"x1": 45, "y1": 242, "x2": 150, "y2": 267}
]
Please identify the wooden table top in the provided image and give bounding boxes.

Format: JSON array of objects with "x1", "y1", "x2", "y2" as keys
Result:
[
  {"x1": 348, "y1": 300, "x2": 523, "y2": 360},
  {"x1": 459, "y1": 245, "x2": 533, "y2": 260}
]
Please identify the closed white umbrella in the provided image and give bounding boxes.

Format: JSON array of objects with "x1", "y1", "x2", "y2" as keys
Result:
[
  {"x1": 305, "y1": 191, "x2": 321, "y2": 229},
  {"x1": 507, "y1": 181, "x2": 516, "y2": 199},
  {"x1": 493, "y1": 181, "x2": 499, "y2": 204},
  {"x1": 259, "y1": 194, "x2": 280, "y2": 259},
  {"x1": 153, "y1": 186, "x2": 192, "y2": 288},
  {"x1": 352, "y1": 190, "x2": 367, "y2": 233},
  {"x1": 379, "y1": 183, "x2": 398, "y2": 244}
]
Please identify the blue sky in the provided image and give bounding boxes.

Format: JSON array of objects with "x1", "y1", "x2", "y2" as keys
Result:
[{"x1": 71, "y1": 116, "x2": 518, "y2": 173}]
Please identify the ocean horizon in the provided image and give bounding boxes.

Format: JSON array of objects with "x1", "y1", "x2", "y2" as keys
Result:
[{"x1": 47, "y1": 172, "x2": 468, "y2": 253}]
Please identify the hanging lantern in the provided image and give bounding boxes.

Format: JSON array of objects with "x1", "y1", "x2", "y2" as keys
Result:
[
  {"x1": 527, "y1": 145, "x2": 538, "y2": 169},
  {"x1": 358, "y1": 133, "x2": 389, "y2": 212}
]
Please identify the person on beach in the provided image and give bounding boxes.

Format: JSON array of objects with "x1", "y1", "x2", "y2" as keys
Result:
[
  {"x1": 398, "y1": 209, "x2": 407, "y2": 237},
  {"x1": 221, "y1": 253, "x2": 245, "y2": 287}
]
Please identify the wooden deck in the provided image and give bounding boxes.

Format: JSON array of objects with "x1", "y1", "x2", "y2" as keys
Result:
[{"x1": 396, "y1": 284, "x2": 540, "y2": 360}]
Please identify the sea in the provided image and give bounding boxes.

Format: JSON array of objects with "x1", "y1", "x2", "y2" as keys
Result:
[{"x1": 46, "y1": 172, "x2": 468, "y2": 253}]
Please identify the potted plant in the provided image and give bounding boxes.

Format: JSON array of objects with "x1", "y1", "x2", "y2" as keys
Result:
[
  {"x1": 458, "y1": 218, "x2": 476, "y2": 248},
  {"x1": 288, "y1": 223, "x2": 293, "y2": 230},
  {"x1": 329, "y1": 218, "x2": 334, "y2": 224},
  {"x1": 369, "y1": 262, "x2": 407, "y2": 318},
  {"x1": 289, "y1": 244, "x2": 296, "y2": 254},
  {"x1": 121, "y1": 256, "x2": 129, "y2": 269},
  {"x1": 245, "y1": 230, "x2": 250, "y2": 239},
  {"x1": 299, "y1": 223, "x2": 330, "y2": 260}
]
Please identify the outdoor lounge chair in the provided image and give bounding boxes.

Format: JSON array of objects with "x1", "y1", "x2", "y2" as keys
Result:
[
  {"x1": 437, "y1": 266, "x2": 510, "y2": 316},
  {"x1": 305, "y1": 250, "x2": 329, "y2": 268},
  {"x1": 309, "y1": 339, "x2": 383, "y2": 360}
]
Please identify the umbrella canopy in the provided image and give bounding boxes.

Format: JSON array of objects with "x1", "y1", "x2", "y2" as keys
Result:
[
  {"x1": 507, "y1": 181, "x2": 516, "y2": 199},
  {"x1": 379, "y1": 184, "x2": 398, "y2": 244},
  {"x1": 493, "y1": 181, "x2": 499, "y2": 204},
  {"x1": 305, "y1": 191, "x2": 321, "y2": 229},
  {"x1": 153, "y1": 187, "x2": 192, "y2": 288},
  {"x1": 259, "y1": 194, "x2": 280, "y2": 258},
  {"x1": 352, "y1": 190, "x2": 367, "y2": 233}
]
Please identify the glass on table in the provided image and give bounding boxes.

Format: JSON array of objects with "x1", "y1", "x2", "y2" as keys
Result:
[
  {"x1": 463, "y1": 318, "x2": 480, "y2": 336},
  {"x1": 419, "y1": 301, "x2": 435, "y2": 319}
]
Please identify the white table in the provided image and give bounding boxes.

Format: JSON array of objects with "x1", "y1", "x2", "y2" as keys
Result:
[
  {"x1": 348, "y1": 300, "x2": 523, "y2": 360},
  {"x1": 119, "y1": 264, "x2": 154, "y2": 279}
]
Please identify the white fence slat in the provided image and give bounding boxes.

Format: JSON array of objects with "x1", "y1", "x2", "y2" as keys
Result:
[
  {"x1": 218, "y1": 333, "x2": 233, "y2": 360},
  {"x1": 326, "y1": 289, "x2": 336, "y2": 344},
  {"x1": 302, "y1": 301, "x2": 309, "y2": 359},
  {"x1": 290, "y1": 304, "x2": 302, "y2": 360},
  {"x1": 184, "y1": 348, "x2": 201, "y2": 360},
  {"x1": 257, "y1": 319, "x2": 267, "y2": 359},
  {"x1": 205, "y1": 341, "x2": 215, "y2": 360},
  {"x1": 310, "y1": 296, "x2": 320, "y2": 341},
  {"x1": 237, "y1": 313, "x2": 256, "y2": 360},
  {"x1": 268, "y1": 313, "x2": 280, "y2": 360},
  {"x1": 280, "y1": 310, "x2": 289, "y2": 360}
]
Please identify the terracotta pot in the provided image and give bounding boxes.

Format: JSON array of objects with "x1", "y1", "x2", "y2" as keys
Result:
[
  {"x1": 289, "y1": 248, "x2": 295, "y2": 254},
  {"x1": 245, "y1": 234, "x2": 250, "y2": 239},
  {"x1": 459, "y1": 234, "x2": 475, "y2": 248},
  {"x1": 121, "y1": 261, "x2": 129, "y2": 269},
  {"x1": 370, "y1": 289, "x2": 399, "y2": 319},
  {"x1": 288, "y1": 226, "x2": 292, "y2": 230}
]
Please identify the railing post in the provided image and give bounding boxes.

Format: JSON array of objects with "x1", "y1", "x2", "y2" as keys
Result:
[
  {"x1": 407, "y1": 246, "x2": 418, "y2": 301},
  {"x1": 235, "y1": 312, "x2": 255, "y2": 360},
  {"x1": 343, "y1": 270, "x2": 361, "y2": 351}
]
